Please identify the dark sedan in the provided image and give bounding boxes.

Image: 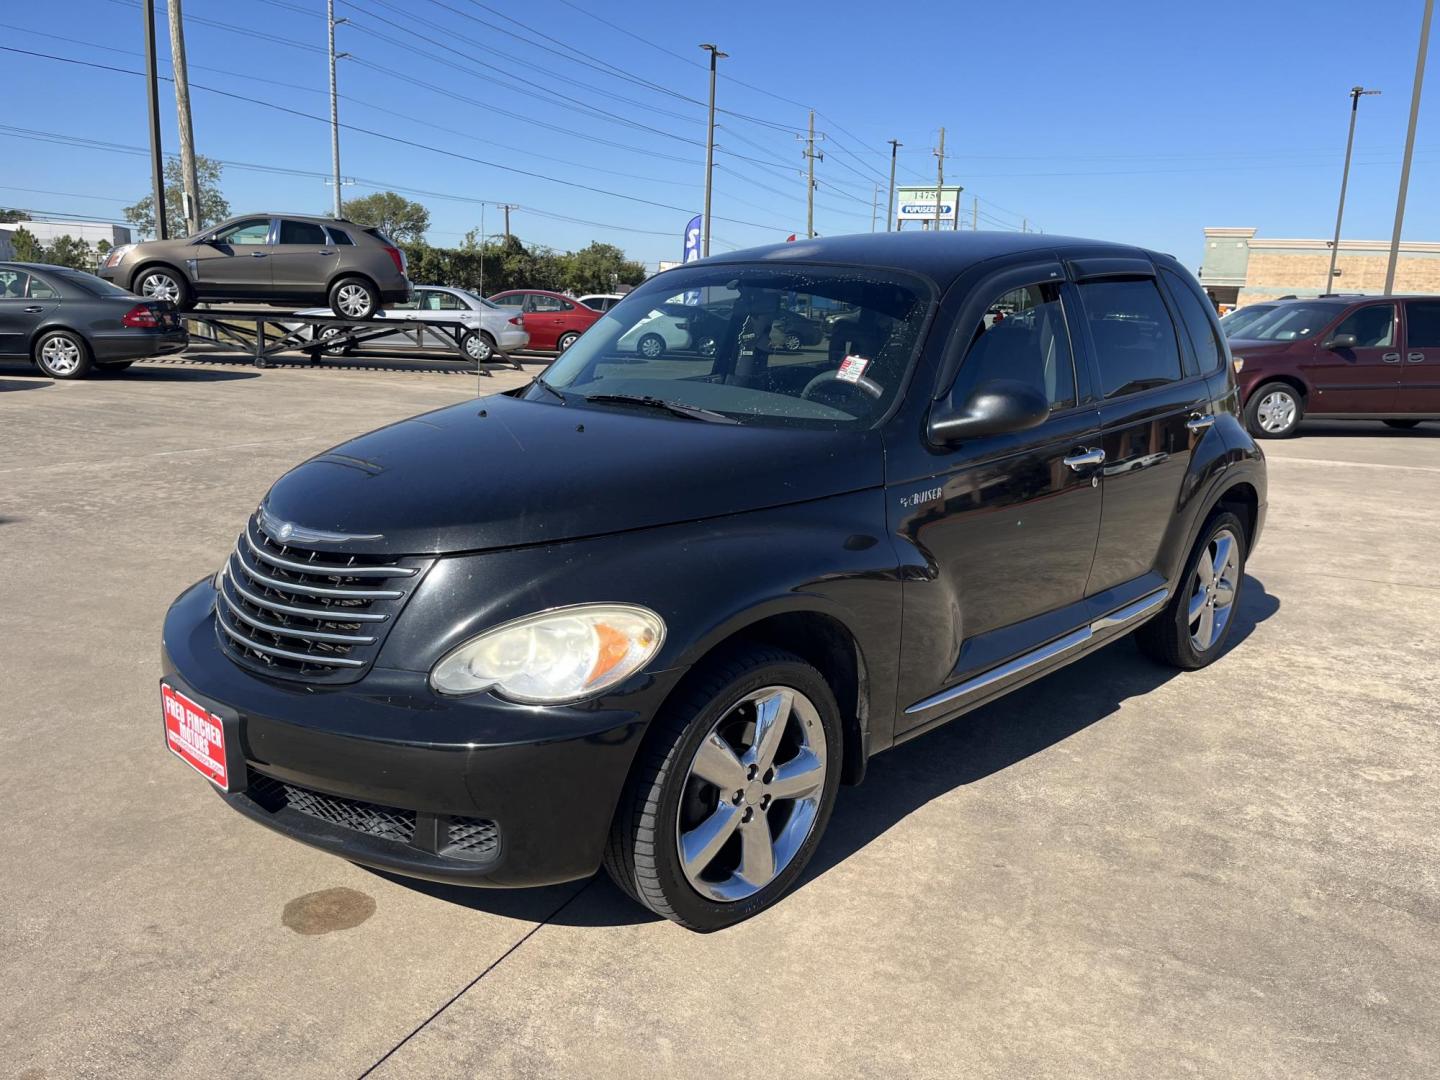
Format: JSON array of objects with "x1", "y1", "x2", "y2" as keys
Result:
[{"x1": 0, "y1": 261, "x2": 188, "y2": 378}]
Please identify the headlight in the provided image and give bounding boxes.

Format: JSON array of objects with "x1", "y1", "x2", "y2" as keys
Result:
[
  {"x1": 105, "y1": 244, "x2": 133, "y2": 269},
  {"x1": 430, "y1": 604, "x2": 665, "y2": 703},
  {"x1": 1232, "y1": 355, "x2": 1245, "y2": 373}
]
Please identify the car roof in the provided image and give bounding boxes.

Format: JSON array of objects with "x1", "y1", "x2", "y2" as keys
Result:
[{"x1": 699, "y1": 231, "x2": 1157, "y2": 288}]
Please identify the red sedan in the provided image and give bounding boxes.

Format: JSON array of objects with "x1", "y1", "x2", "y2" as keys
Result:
[{"x1": 487, "y1": 289, "x2": 602, "y2": 351}]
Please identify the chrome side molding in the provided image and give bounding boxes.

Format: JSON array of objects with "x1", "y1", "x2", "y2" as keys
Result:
[{"x1": 905, "y1": 588, "x2": 1169, "y2": 716}]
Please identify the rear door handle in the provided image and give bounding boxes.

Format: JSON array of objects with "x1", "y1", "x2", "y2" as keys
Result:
[
  {"x1": 1186, "y1": 412, "x2": 1215, "y2": 431},
  {"x1": 318, "y1": 249, "x2": 334, "y2": 255},
  {"x1": 1408, "y1": 352, "x2": 1425, "y2": 363},
  {"x1": 250, "y1": 251, "x2": 269, "y2": 258},
  {"x1": 1382, "y1": 352, "x2": 1401, "y2": 363},
  {"x1": 24, "y1": 305, "x2": 44, "y2": 313},
  {"x1": 1063, "y1": 448, "x2": 1105, "y2": 471}
]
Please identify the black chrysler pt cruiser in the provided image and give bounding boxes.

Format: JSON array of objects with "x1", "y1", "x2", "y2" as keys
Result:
[{"x1": 161, "y1": 233, "x2": 1266, "y2": 931}]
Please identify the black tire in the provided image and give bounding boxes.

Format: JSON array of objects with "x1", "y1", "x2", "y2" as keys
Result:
[
  {"x1": 318, "y1": 326, "x2": 355, "y2": 356},
  {"x1": 603, "y1": 646, "x2": 844, "y2": 932},
  {"x1": 783, "y1": 332, "x2": 802, "y2": 352},
  {"x1": 556, "y1": 331, "x2": 581, "y2": 351},
  {"x1": 329, "y1": 277, "x2": 380, "y2": 320},
  {"x1": 636, "y1": 332, "x2": 665, "y2": 359},
  {"x1": 131, "y1": 264, "x2": 192, "y2": 310},
  {"x1": 462, "y1": 329, "x2": 497, "y2": 362},
  {"x1": 33, "y1": 329, "x2": 93, "y2": 379},
  {"x1": 1244, "y1": 381, "x2": 1303, "y2": 438},
  {"x1": 1137, "y1": 509, "x2": 1248, "y2": 670},
  {"x1": 1384, "y1": 419, "x2": 1422, "y2": 430}
]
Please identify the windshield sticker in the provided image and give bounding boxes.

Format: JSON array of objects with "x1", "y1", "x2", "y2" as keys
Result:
[{"x1": 837, "y1": 355, "x2": 870, "y2": 384}]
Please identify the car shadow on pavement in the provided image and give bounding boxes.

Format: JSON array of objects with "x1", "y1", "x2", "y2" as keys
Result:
[
  {"x1": 1297, "y1": 421, "x2": 1439, "y2": 437},
  {"x1": 0, "y1": 377, "x2": 53, "y2": 392},
  {"x1": 376, "y1": 575, "x2": 1279, "y2": 929},
  {"x1": 799, "y1": 573, "x2": 1280, "y2": 895}
]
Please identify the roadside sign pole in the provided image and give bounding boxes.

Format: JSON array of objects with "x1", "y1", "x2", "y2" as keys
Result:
[
  {"x1": 886, "y1": 139, "x2": 901, "y2": 232},
  {"x1": 1384, "y1": 0, "x2": 1433, "y2": 295},
  {"x1": 1328, "y1": 86, "x2": 1380, "y2": 292}
]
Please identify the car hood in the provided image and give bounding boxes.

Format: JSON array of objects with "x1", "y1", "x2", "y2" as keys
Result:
[{"x1": 259, "y1": 393, "x2": 883, "y2": 555}]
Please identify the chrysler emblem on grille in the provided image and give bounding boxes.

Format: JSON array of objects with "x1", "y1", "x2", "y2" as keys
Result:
[{"x1": 257, "y1": 505, "x2": 383, "y2": 545}]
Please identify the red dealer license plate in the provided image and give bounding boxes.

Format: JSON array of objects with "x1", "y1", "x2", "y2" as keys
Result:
[{"x1": 162, "y1": 683, "x2": 232, "y2": 789}]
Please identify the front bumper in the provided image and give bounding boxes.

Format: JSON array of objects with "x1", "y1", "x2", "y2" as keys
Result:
[{"x1": 161, "y1": 580, "x2": 682, "y2": 887}]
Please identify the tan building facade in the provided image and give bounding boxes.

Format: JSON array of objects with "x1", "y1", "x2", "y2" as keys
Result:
[{"x1": 1199, "y1": 227, "x2": 1440, "y2": 309}]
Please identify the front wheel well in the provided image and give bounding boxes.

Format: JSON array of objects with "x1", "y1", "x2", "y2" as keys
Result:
[
  {"x1": 661, "y1": 612, "x2": 869, "y2": 787},
  {"x1": 1245, "y1": 375, "x2": 1308, "y2": 407},
  {"x1": 128, "y1": 260, "x2": 185, "y2": 291}
]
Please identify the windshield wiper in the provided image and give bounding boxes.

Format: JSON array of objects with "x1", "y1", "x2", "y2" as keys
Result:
[
  {"x1": 530, "y1": 376, "x2": 566, "y2": 403},
  {"x1": 584, "y1": 393, "x2": 739, "y2": 424}
]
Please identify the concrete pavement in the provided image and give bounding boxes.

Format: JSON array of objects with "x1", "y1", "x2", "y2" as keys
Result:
[{"x1": 1, "y1": 355, "x2": 1436, "y2": 1079}]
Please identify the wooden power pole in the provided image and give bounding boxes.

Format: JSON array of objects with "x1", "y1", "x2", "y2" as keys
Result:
[
  {"x1": 165, "y1": 0, "x2": 201, "y2": 235},
  {"x1": 933, "y1": 127, "x2": 946, "y2": 231},
  {"x1": 801, "y1": 110, "x2": 824, "y2": 239}
]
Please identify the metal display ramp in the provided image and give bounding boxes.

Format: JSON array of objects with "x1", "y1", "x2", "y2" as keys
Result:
[{"x1": 178, "y1": 308, "x2": 524, "y2": 375}]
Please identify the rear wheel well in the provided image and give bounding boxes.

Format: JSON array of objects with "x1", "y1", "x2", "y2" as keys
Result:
[
  {"x1": 327, "y1": 270, "x2": 379, "y2": 294},
  {"x1": 1216, "y1": 482, "x2": 1259, "y2": 545},
  {"x1": 662, "y1": 613, "x2": 869, "y2": 787}
]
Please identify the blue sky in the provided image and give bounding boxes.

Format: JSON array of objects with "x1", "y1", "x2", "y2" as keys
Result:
[{"x1": 3, "y1": 0, "x2": 1437, "y2": 271}]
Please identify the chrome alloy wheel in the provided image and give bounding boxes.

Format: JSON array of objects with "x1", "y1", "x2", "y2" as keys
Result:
[
  {"x1": 336, "y1": 283, "x2": 374, "y2": 318},
  {"x1": 1188, "y1": 527, "x2": 1240, "y2": 652},
  {"x1": 676, "y1": 686, "x2": 828, "y2": 903},
  {"x1": 1256, "y1": 389, "x2": 1297, "y2": 434},
  {"x1": 39, "y1": 334, "x2": 82, "y2": 375},
  {"x1": 140, "y1": 271, "x2": 181, "y2": 302}
]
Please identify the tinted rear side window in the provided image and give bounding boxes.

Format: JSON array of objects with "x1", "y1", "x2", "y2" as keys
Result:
[
  {"x1": 327, "y1": 228, "x2": 354, "y2": 246},
  {"x1": 1404, "y1": 300, "x2": 1440, "y2": 347},
  {"x1": 1078, "y1": 279, "x2": 1184, "y2": 398},
  {"x1": 1161, "y1": 268, "x2": 1224, "y2": 373},
  {"x1": 364, "y1": 228, "x2": 394, "y2": 246},
  {"x1": 279, "y1": 220, "x2": 327, "y2": 245}
]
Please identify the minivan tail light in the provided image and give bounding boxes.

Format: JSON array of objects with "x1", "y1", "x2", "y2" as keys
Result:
[
  {"x1": 121, "y1": 304, "x2": 159, "y2": 328},
  {"x1": 383, "y1": 245, "x2": 406, "y2": 275}
]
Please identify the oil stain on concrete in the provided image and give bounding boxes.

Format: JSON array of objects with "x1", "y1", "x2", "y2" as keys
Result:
[{"x1": 281, "y1": 888, "x2": 377, "y2": 935}]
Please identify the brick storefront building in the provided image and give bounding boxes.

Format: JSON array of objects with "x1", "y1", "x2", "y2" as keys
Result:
[{"x1": 1198, "y1": 227, "x2": 1440, "y2": 309}]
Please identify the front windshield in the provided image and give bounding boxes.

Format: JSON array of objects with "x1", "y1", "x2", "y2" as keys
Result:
[
  {"x1": 535, "y1": 263, "x2": 932, "y2": 428},
  {"x1": 1218, "y1": 305, "x2": 1272, "y2": 338},
  {"x1": 1236, "y1": 302, "x2": 1338, "y2": 341}
]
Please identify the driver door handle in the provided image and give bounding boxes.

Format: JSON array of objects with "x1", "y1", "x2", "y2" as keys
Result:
[
  {"x1": 1063, "y1": 447, "x2": 1105, "y2": 471},
  {"x1": 1186, "y1": 412, "x2": 1215, "y2": 431},
  {"x1": 1382, "y1": 352, "x2": 1401, "y2": 363}
]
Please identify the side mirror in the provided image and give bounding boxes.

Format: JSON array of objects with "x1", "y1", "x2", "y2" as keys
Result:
[
  {"x1": 928, "y1": 379, "x2": 1051, "y2": 444},
  {"x1": 1325, "y1": 333, "x2": 1357, "y2": 349}
]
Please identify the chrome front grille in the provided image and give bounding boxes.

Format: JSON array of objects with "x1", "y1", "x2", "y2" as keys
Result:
[{"x1": 215, "y1": 515, "x2": 431, "y2": 683}]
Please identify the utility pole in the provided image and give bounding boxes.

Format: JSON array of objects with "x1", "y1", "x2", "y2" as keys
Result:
[
  {"x1": 800, "y1": 109, "x2": 824, "y2": 239},
  {"x1": 165, "y1": 0, "x2": 200, "y2": 235},
  {"x1": 1326, "y1": 86, "x2": 1381, "y2": 291},
  {"x1": 499, "y1": 203, "x2": 518, "y2": 239},
  {"x1": 1384, "y1": 0, "x2": 1433, "y2": 295},
  {"x1": 972, "y1": 196, "x2": 978, "y2": 231},
  {"x1": 699, "y1": 43, "x2": 727, "y2": 257},
  {"x1": 142, "y1": 0, "x2": 167, "y2": 239},
  {"x1": 1022, "y1": 218, "x2": 1028, "y2": 234},
  {"x1": 932, "y1": 127, "x2": 945, "y2": 231},
  {"x1": 870, "y1": 184, "x2": 879, "y2": 232},
  {"x1": 885, "y1": 139, "x2": 901, "y2": 232},
  {"x1": 327, "y1": 0, "x2": 349, "y2": 219}
]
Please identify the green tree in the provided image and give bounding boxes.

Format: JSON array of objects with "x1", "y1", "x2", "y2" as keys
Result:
[
  {"x1": 9, "y1": 226, "x2": 44, "y2": 263},
  {"x1": 1, "y1": 208, "x2": 31, "y2": 224},
  {"x1": 558, "y1": 241, "x2": 646, "y2": 294},
  {"x1": 41, "y1": 234, "x2": 98, "y2": 271},
  {"x1": 123, "y1": 155, "x2": 231, "y2": 238},
  {"x1": 341, "y1": 191, "x2": 430, "y2": 244},
  {"x1": 397, "y1": 234, "x2": 647, "y2": 297}
]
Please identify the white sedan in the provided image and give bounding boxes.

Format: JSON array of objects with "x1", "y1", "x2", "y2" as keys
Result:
[
  {"x1": 617, "y1": 303, "x2": 703, "y2": 358},
  {"x1": 296, "y1": 285, "x2": 528, "y2": 361}
]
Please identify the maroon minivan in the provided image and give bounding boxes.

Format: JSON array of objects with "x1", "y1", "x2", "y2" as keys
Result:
[{"x1": 1230, "y1": 295, "x2": 1440, "y2": 437}]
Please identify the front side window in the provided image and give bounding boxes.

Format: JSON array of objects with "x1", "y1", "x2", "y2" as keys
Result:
[
  {"x1": 213, "y1": 218, "x2": 271, "y2": 246},
  {"x1": 951, "y1": 283, "x2": 1076, "y2": 411},
  {"x1": 278, "y1": 220, "x2": 327, "y2": 245},
  {"x1": 1332, "y1": 304, "x2": 1395, "y2": 347},
  {"x1": 1161, "y1": 268, "x2": 1224, "y2": 373},
  {"x1": 1405, "y1": 300, "x2": 1440, "y2": 348},
  {"x1": 1078, "y1": 278, "x2": 1184, "y2": 398},
  {"x1": 537, "y1": 263, "x2": 932, "y2": 428},
  {"x1": 0, "y1": 270, "x2": 32, "y2": 298}
]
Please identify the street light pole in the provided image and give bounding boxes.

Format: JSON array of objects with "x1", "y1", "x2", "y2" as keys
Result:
[
  {"x1": 141, "y1": 0, "x2": 167, "y2": 239},
  {"x1": 1384, "y1": 0, "x2": 1433, "y2": 295},
  {"x1": 699, "y1": 43, "x2": 727, "y2": 258},
  {"x1": 1326, "y1": 85, "x2": 1381, "y2": 292},
  {"x1": 886, "y1": 139, "x2": 901, "y2": 232}
]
